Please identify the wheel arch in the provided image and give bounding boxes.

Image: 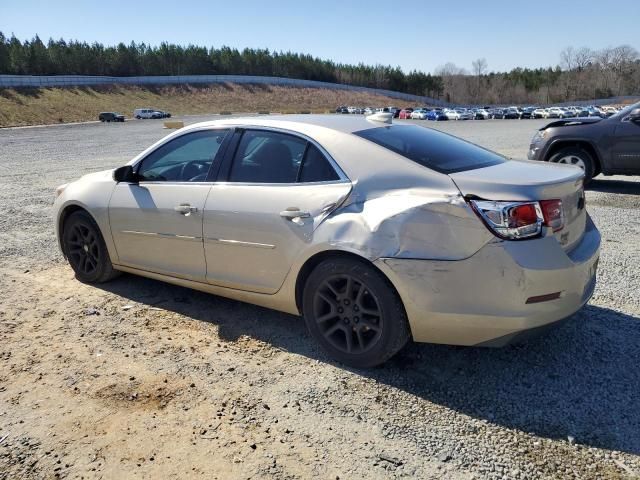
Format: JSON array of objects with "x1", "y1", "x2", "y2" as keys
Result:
[
  {"x1": 293, "y1": 249, "x2": 404, "y2": 315},
  {"x1": 544, "y1": 139, "x2": 603, "y2": 175},
  {"x1": 57, "y1": 203, "x2": 101, "y2": 257}
]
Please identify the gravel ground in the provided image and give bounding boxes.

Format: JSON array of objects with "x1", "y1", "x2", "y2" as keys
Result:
[{"x1": 1, "y1": 116, "x2": 639, "y2": 479}]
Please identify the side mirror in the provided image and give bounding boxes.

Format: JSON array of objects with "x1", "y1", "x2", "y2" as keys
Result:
[
  {"x1": 628, "y1": 108, "x2": 640, "y2": 123},
  {"x1": 113, "y1": 165, "x2": 137, "y2": 183}
]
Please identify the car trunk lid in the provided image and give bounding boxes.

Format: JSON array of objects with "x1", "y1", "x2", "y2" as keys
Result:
[{"x1": 449, "y1": 159, "x2": 586, "y2": 251}]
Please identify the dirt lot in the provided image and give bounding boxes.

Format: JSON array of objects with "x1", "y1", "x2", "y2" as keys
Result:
[{"x1": 1, "y1": 116, "x2": 639, "y2": 479}]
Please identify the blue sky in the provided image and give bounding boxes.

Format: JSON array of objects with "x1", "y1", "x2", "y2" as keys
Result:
[{"x1": 1, "y1": 0, "x2": 638, "y2": 73}]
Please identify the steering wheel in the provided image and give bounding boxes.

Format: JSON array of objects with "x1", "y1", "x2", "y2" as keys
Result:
[{"x1": 179, "y1": 160, "x2": 210, "y2": 181}]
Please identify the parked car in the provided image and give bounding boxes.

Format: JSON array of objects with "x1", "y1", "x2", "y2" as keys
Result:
[
  {"x1": 584, "y1": 106, "x2": 605, "y2": 118},
  {"x1": 426, "y1": 109, "x2": 448, "y2": 121},
  {"x1": 364, "y1": 107, "x2": 376, "y2": 115},
  {"x1": 528, "y1": 101, "x2": 640, "y2": 182},
  {"x1": 410, "y1": 108, "x2": 429, "y2": 120},
  {"x1": 561, "y1": 108, "x2": 577, "y2": 118},
  {"x1": 134, "y1": 108, "x2": 164, "y2": 119},
  {"x1": 601, "y1": 106, "x2": 618, "y2": 117},
  {"x1": 456, "y1": 109, "x2": 474, "y2": 120},
  {"x1": 546, "y1": 107, "x2": 565, "y2": 119},
  {"x1": 54, "y1": 114, "x2": 600, "y2": 367},
  {"x1": 520, "y1": 107, "x2": 536, "y2": 119},
  {"x1": 398, "y1": 108, "x2": 414, "y2": 119},
  {"x1": 335, "y1": 106, "x2": 347, "y2": 113},
  {"x1": 98, "y1": 112, "x2": 125, "y2": 122},
  {"x1": 444, "y1": 108, "x2": 461, "y2": 120},
  {"x1": 532, "y1": 108, "x2": 548, "y2": 119},
  {"x1": 474, "y1": 108, "x2": 490, "y2": 120},
  {"x1": 489, "y1": 108, "x2": 505, "y2": 119},
  {"x1": 503, "y1": 107, "x2": 521, "y2": 119}
]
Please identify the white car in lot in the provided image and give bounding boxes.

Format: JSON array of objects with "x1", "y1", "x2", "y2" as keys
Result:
[
  {"x1": 532, "y1": 108, "x2": 548, "y2": 119},
  {"x1": 134, "y1": 108, "x2": 163, "y2": 119},
  {"x1": 456, "y1": 109, "x2": 474, "y2": 120},
  {"x1": 546, "y1": 107, "x2": 566, "y2": 119},
  {"x1": 410, "y1": 108, "x2": 429, "y2": 120},
  {"x1": 444, "y1": 108, "x2": 461, "y2": 120}
]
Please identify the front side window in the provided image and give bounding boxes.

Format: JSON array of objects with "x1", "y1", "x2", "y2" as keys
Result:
[
  {"x1": 137, "y1": 129, "x2": 229, "y2": 182},
  {"x1": 354, "y1": 125, "x2": 506, "y2": 174}
]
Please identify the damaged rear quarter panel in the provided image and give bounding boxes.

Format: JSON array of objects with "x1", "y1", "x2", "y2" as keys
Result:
[{"x1": 314, "y1": 186, "x2": 493, "y2": 261}]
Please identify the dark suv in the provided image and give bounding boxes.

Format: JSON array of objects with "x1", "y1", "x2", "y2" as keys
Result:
[
  {"x1": 528, "y1": 102, "x2": 640, "y2": 182},
  {"x1": 98, "y1": 112, "x2": 125, "y2": 122}
]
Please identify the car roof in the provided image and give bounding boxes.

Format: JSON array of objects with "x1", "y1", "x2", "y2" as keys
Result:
[{"x1": 182, "y1": 114, "x2": 389, "y2": 135}]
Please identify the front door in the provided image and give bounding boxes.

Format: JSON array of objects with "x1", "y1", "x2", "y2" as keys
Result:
[
  {"x1": 109, "y1": 128, "x2": 230, "y2": 280},
  {"x1": 203, "y1": 129, "x2": 352, "y2": 293},
  {"x1": 612, "y1": 116, "x2": 640, "y2": 171}
]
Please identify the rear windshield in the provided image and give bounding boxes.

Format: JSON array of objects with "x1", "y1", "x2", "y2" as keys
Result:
[{"x1": 353, "y1": 125, "x2": 506, "y2": 174}]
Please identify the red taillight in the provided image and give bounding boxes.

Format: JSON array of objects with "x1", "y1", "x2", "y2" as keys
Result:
[
  {"x1": 540, "y1": 199, "x2": 564, "y2": 232},
  {"x1": 508, "y1": 204, "x2": 539, "y2": 228}
]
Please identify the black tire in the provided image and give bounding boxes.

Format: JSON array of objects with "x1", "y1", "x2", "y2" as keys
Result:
[
  {"x1": 62, "y1": 210, "x2": 119, "y2": 283},
  {"x1": 302, "y1": 257, "x2": 411, "y2": 368},
  {"x1": 548, "y1": 146, "x2": 596, "y2": 183}
]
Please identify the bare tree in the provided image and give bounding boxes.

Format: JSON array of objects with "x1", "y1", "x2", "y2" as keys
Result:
[
  {"x1": 435, "y1": 62, "x2": 467, "y2": 77},
  {"x1": 472, "y1": 58, "x2": 488, "y2": 77},
  {"x1": 574, "y1": 47, "x2": 593, "y2": 71},
  {"x1": 560, "y1": 46, "x2": 575, "y2": 71},
  {"x1": 471, "y1": 58, "x2": 488, "y2": 101}
]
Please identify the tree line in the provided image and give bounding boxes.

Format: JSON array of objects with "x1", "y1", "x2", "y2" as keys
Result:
[
  {"x1": 0, "y1": 33, "x2": 443, "y2": 98},
  {"x1": 0, "y1": 33, "x2": 638, "y2": 104}
]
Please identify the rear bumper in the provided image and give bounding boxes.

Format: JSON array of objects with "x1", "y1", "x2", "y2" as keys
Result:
[{"x1": 375, "y1": 215, "x2": 600, "y2": 346}]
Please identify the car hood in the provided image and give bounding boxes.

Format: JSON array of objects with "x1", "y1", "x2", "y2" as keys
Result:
[
  {"x1": 540, "y1": 117, "x2": 602, "y2": 130},
  {"x1": 77, "y1": 168, "x2": 115, "y2": 184}
]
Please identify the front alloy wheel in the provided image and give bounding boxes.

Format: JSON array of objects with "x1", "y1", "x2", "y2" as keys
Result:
[{"x1": 63, "y1": 210, "x2": 119, "y2": 283}]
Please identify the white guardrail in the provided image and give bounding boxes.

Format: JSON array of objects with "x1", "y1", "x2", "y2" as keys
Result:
[{"x1": 0, "y1": 74, "x2": 452, "y2": 107}]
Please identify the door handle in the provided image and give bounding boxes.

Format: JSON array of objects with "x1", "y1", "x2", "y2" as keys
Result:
[
  {"x1": 280, "y1": 208, "x2": 311, "y2": 219},
  {"x1": 174, "y1": 204, "x2": 198, "y2": 215}
]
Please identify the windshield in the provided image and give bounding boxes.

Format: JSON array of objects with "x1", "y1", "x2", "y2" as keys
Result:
[
  {"x1": 610, "y1": 101, "x2": 640, "y2": 119},
  {"x1": 353, "y1": 125, "x2": 506, "y2": 174}
]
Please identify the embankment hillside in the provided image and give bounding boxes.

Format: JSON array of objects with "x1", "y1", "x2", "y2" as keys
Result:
[{"x1": 0, "y1": 83, "x2": 413, "y2": 127}]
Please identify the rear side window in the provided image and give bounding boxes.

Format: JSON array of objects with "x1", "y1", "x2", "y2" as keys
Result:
[
  {"x1": 299, "y1": 144, "x2": 339, "y2": 182},
  {"x1": 229, "y1": 130, "x2": 306, "y2": 183},
  {"x1": 353, "y1": 125, "x2": 505, "y2": 174},
  {"x1": 228, "y1": 130, "x2": 341, "y2": 184}
]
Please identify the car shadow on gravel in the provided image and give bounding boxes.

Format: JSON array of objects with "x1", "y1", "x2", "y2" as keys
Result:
[
  {"x1": 97, "y1": 274, "x2": 640, "y2": 455},
  {"x1": 588, "y1": 178, "x2": 640, "y2": 195}
]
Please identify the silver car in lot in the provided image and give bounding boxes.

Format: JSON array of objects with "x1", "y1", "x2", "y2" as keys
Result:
[{"x1": 54, "y1": 114, "x2": 600, "y2": 367}]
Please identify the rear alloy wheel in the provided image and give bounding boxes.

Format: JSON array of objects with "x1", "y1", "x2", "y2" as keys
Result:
[
  {"x1": 62, "y1": 210, "x2": 119, "y2": 283},
  {"x1": 549, "y1": 146, "x2": 596, "y2": 183},
  {"x1": 303, "y1": 257, "x2": 410, "y2": 368}
]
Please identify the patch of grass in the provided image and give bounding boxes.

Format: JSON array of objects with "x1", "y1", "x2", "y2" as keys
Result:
[{"x1": 0, "y1": 84, "x2": 413, "y2": 127}]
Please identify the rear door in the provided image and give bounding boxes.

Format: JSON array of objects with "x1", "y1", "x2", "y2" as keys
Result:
[
  {"x1": 109, "y1": 128, "x2": 231, "y2": 280},
  {"x1": 203, "y1": 128, "x2": 352, "y2": 293}
]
